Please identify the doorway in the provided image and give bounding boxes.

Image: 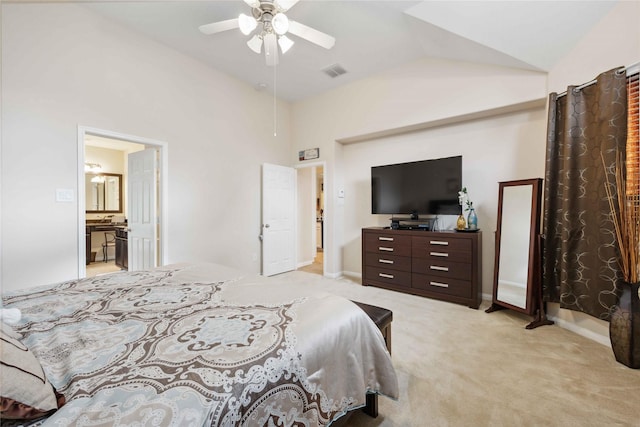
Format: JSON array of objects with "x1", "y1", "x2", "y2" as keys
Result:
[
  {"x1": 77, "y1": 126, "x2": 168, "y2": 279},
  {"x1": 296, "y1": 162, "x2": 325, "y2": 276}
]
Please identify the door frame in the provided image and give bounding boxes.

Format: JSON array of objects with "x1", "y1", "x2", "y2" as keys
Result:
[
  {"x1": 77, "y1": 126, "x2": 169, "y2": 278},
  {"x1": 296, "y1": 161, "x2": 326, "y2": 276}
]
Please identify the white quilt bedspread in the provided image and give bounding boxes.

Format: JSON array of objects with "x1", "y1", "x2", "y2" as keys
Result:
[{"x1": 2, "y1": 263, "x2": 398, "y2": 426}]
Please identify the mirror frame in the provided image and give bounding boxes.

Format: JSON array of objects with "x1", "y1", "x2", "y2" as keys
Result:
[
  {"x1": 490, "y1": 178, "x2": 543, "y2": 316},
  {"x1": 85, "y1": 172, "x2": 123, "y2": 214}
]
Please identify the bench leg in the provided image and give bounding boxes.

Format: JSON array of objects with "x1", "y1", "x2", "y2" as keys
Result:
[
  {"x1": 381, "y1": 324, "x2": 391, "y2": 355},
  {"x1": 363, "y1": 393, "x2": 378, "y2": 418}
]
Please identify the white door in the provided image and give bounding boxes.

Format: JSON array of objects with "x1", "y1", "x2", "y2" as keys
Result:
[
  {"x1": 262, "y1": 163, "x2": 296, "y2": 276},
  {"x1": 128, "y1": 148, "x2": 158, "y2": 270}
]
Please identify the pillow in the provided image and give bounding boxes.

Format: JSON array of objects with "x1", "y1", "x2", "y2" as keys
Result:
[
  {"x1": 0, "y1": 328, "x2": 63, "y2": 420},
  {"x1": 0, "y1": 321, "x2": 22, "y2": 340}
]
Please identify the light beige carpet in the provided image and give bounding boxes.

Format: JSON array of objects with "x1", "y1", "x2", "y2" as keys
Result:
[{"x1": 276, "y1": 270, "x2": 640, "y2": 427}]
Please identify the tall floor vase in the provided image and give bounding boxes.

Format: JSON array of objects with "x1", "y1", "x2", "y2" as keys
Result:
[{"x1": 609, "y1": 281, "x2": 640, "y2": 369}]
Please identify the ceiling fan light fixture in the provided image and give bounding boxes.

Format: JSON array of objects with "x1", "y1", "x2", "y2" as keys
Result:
[
  {"x1": 275, "y1": 0, "x2": 300, "y2": 11},
  {"x1": 247, "y1": 34, "x2": 263, "y2": 54},
  {"x1": 200, "y1": 0, "x2": 334, "y2": 67},
  {"x1": 272, "y1": 13, "x2": 289, "y2": 35},
  {"x1": 238, "y1": 13, "x2": 258, "y2": 35},
  {"x1": 278, "y1": 35, "x2": 294, "y2": 53}
]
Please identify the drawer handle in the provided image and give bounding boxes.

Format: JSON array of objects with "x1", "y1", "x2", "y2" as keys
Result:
[
  {"x1": 430, "y1": 266, "x2": 449, "y2": 272},
  {"x1": 379, "y1": 273, "x2": 395, "y2": 279},
  {"x1": 430, "y1": 281, "x2": 449, "y2": 288},
  {"x1": 379, "y1": 247, "x2": 394, "y2": 252},
  {"x1": 379, "y1": 259, "x2": 394, "y2": 264},
  {"x1": 378, "y1": 237, "x2": 394, "y2": 241},
  {"x1": 430, "y1": 240, "x2": 449, "y2": 246},
  {"x1": 430, "y1": 252, "x2": 449, "y2": 257}
]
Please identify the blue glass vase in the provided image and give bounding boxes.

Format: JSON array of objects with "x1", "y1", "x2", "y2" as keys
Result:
[{"x1": 467, "y1": 208, "x2": 478, "y2": 230}]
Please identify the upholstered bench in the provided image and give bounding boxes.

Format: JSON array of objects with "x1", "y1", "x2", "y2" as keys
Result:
[
  {"x1": 351, "y1": 300, "x2": 393, "y2": 418},
  {"x1": 352, "y1": 300, "x2": 392, "y2": 354}
]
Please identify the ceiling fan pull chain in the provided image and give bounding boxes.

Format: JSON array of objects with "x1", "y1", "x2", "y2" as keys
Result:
[{"x1": 273, "y1": 61, "x2": 277, "y2": 137}]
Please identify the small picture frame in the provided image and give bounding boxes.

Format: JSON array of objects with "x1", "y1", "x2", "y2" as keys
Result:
[{"x1": 299, "y1": 148, "x2": 319, "y2": 161}]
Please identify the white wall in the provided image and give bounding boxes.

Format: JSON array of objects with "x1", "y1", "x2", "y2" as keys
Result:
[
  {"x1": 543, "y1": 0, "x2": 640, "y2": 345},
  {"x1": 548, "y1": 1, "x2": 639, "y2": 94},
  {"x1": 292, "y1": 57, "x2": 547, "y2": 280},
  {"x1": 340, "y1": 108, "x2": 547, "y2": 292},
  {"x1": 1, "y1": 3, "x2": 292, "y2": 291}
]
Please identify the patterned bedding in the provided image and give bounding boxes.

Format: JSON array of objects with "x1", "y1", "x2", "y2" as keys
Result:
[{"x1": 1, "y1": 263, "x2": 398, "y2": 426}]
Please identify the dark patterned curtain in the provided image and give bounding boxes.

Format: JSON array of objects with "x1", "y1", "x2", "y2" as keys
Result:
[{"x1": 543, "y1": 68, "x2": 628, "y2": 320}]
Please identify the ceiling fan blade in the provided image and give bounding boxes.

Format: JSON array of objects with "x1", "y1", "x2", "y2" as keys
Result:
[
  {"x1": 264, "y1": 33, "x2": 279, "y2": 67},
  {"x1": 198, "y1": 18, "x2": 239, "y2": 35},
  {"x1": 288, "y1": 20, "x2": 335, "y2": 50},
  {"x1": 275, "y1": 0, "x2": 300, "y2": 12},
  {"x1": 243, "y1": 0, "x2": 260, "y2": 7}
]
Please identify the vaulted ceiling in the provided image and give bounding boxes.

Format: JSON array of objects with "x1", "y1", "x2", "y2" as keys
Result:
[{"x1": 84, "y1": 1, "x2": 618, "y2": 102}]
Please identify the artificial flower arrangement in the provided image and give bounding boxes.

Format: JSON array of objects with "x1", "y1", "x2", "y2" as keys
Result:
[
  {"x1": 458, "y1": 187, "x2": 477, "y2": 229},
  {"x1": 458, "y1": 187, "x2": 473, "y2": 212}
]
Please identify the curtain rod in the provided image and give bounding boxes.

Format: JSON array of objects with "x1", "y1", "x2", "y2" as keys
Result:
[{"x1": 556, "y1": 61, "x2": 639, "y2": 98}]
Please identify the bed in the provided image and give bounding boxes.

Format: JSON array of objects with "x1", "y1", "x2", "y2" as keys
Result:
[{"x1": 0, "y1": 263, "x2": 398, "y2": 426}]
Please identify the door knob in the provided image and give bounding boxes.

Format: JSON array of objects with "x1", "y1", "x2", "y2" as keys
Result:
[{"x1": 264, "y1": 224, "x2": 270, "y2": 228}]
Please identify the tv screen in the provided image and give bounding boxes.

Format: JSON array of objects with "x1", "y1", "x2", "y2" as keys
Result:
[{"x1": 371, "y1": 156, "x2": 462, "y2": 216}]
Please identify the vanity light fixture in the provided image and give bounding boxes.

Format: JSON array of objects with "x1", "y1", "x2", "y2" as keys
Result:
[{"x1": 85, "y1": 162, "x2": 102, "y2": 173}]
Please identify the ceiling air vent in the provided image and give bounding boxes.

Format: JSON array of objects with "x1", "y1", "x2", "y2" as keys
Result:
[{"x1": 322, "y1": 63, "x2": 347, "y2": 78}]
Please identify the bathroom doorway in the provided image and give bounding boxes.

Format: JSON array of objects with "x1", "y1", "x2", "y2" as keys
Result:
[{"x1": 77, "y1": 126, "x2": 168, "y2": 279}]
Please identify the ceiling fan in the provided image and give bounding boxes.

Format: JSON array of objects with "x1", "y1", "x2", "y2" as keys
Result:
[{"x1": 199, "y1": 0, "x2": 335, "y2": 66}]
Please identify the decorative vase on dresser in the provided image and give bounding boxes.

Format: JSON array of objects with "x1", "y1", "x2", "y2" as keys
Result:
[
  {"x1": 467, "y1": 208, "x2": 478, "y2": 230},
  {"x1": 609, "y1": 281, "x2": 640, "y2": 369}
]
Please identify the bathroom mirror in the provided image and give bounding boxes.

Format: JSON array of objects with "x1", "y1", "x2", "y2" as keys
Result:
[
  {"x1": 486, "y1": 178, "x2": 552, "y2": 329},
  {"x1": 85, "y1": 173, "x2": 122, "y2": 213}
]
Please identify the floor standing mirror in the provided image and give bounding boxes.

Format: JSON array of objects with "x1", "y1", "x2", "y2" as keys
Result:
[{"x1": 486, "y1": 178, "x2": 553, "y2": 329}]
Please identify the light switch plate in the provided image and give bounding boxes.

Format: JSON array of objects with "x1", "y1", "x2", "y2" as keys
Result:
[
  {"x1": 338, "y1": 189, "x2": 345, "y2": 198},
  {"x1": 56, "y1": 188, "x2": 75, "y2": 202}
]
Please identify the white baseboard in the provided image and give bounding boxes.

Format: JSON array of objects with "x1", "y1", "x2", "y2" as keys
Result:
[
  {"x1": 342, "y1": 270, "x2": 362, "y2": 280},
  {"x1": 481, "y1": 296, "x2": 610, "y2": 347},
  {"x1": 547, "y1": 314, "x2": 611, "y2": 347},
  {"x1": 323, "y1": 271, "x2": 343, "y2": 280},
  {"x1": 296, "y1": 260, "x2": 313, "y2": 269}
]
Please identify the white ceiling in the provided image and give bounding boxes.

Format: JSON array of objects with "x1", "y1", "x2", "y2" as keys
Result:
[{"x1": 83, "y1": 0, "x2": 618, "y2": 102}]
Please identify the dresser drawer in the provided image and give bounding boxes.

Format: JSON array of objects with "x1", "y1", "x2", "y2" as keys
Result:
[
  {"x1": 364, "y1": 233, "x2": 411, "y2": 257},
  {"x1": 365, "y1": 266, "x2": 412, "y2": 288},
  {"x1": 411, "y1": 258, "x2": 471, "y2": 280},
  {"x1": 364, "y1": 252, "x2": 412, "y2": 272},
  {"x1": 411, "y1": 274, "x2": 472, "y2": 298},
  {"x1": 412, "y1": 236, "x2": 471, "y2": 263}
]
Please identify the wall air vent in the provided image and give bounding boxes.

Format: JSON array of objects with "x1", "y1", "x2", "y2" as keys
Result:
[{"x1": 322, "y1": 63, "x2": 347, "y2": 78}]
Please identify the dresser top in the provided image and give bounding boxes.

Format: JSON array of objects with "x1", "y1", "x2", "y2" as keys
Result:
[{"x1": 363, "y1": 227, "x2": 481, "y2": 235}]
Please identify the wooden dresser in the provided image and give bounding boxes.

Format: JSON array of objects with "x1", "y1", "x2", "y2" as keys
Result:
[{"x1": 361, "y1": 227, "x2": 482, "y2": 308}]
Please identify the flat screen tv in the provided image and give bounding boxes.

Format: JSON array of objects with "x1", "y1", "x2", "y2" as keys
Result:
[{"x1": 371, "y1": 156, "x2": 462, "y2": 216}]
